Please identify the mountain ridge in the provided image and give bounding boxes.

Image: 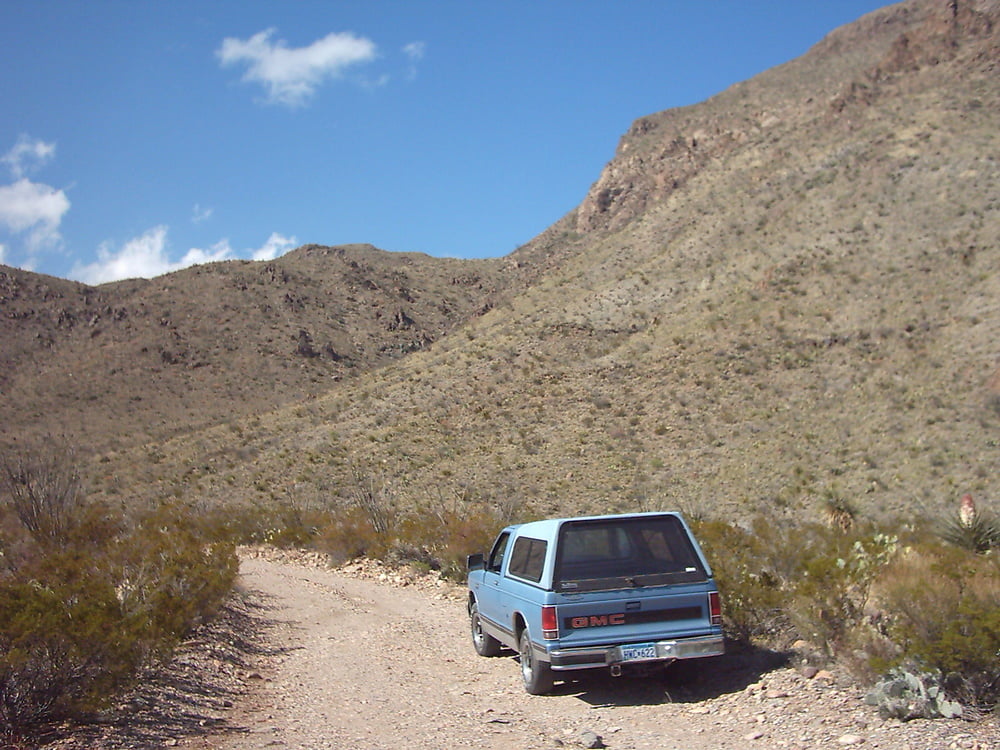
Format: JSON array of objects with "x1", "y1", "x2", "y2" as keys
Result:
[
  {"x1": 2, "y1": 0, "x2": 997, "y2": 528},
  {"x1": 0, "y1": 245, "x2": 517, "y2": 448}
]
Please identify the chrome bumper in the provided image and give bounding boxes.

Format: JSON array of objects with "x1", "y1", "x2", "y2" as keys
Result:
[{"x1": 546, "y1": 634, "x2": 724, "y2": 671}]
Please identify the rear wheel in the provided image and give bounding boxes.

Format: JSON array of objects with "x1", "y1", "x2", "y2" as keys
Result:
[
  {"x1": 470, "y1": 601, "x2": 501, "y2": 657},
  {"x1": 519, "y1": 628, "x2": 554, "y2": 694}
]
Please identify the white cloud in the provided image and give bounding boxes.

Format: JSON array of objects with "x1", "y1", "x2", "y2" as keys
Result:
[
  {"x1": 0, "y1": 136, "x2": 68, "y2": 268},
  {"x1": 252, "y1": 232, "x2": 297, "y2": 261},
  {"x1": 217, "y1": 28, "x2": 377, "y2": 106},
  {"x1": 192, "y1": 203, "x2": 214, "y2": 224},
  {"x1": 178, "y1": 239, "x2": 239, "y2": 269},
  {"x1": 70, "y1": 226, "x2": 299, "y2": 284},
  {"x1": 2, "y1": 135, "x2": 56, "y2": 179},
  {"x1": 0, "y1": 178, "x2": 70, "y2": 251},
  {"x1": 72, "y1": 225, "x2": 173, "y2": 284},
  {"x1": 403, "y1": 41, "x2": 425, "y2": 61},
  {"x1": 0, "y1": 243, "x2": 6, "y2": 265},
  {"x1": 402, "y1": 41, "x2": 425, "y2": 81}
]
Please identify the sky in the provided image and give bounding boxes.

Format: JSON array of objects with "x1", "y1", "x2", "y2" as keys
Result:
[{"x1": 0, "y1": 0, "x2": 891, "y2": 285}]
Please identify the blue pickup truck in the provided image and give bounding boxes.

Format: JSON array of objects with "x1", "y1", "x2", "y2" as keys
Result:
[{"x1": 467, "y1": 512, "x2": 724, "y2": 693}]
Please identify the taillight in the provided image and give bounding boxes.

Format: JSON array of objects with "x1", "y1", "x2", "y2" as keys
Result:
[
  {"x1": 709, "y1": 591, "x2": 722, "y2": 626},
  {"x1": 541, "y1": 605, "x2": 559, "y2": 639}
]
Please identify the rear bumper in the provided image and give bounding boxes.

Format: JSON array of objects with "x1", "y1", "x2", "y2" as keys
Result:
[{"x1": 546, "y1": 634, "x2": 724, "y2": 671}]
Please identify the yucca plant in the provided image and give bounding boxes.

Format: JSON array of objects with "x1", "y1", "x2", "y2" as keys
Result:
[{"x1": 936, "y1": 494, "x2": 1000, "y2": 554}]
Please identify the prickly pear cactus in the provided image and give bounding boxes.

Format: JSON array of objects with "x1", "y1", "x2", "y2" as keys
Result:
[{"x1": 864, "y1": 669, "x2": 963, "y2": 720}]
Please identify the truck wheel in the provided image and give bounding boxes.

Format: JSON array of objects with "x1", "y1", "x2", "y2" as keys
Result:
[
  {"x1": 519, "y1": 629, "x2": 554, "y2": 695},
  {"x1": 470, "y1": 602, "x2": 502, "y2": 657}
]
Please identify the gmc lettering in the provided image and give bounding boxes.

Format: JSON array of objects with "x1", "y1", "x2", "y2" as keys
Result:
[{"x1": 570, "y1": 613, "x2": 626, "y2": 628}]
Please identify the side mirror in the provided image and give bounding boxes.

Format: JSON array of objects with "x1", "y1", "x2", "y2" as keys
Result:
[{"x1": 467, "y1": 553, "x2": 485, "y2": 571}]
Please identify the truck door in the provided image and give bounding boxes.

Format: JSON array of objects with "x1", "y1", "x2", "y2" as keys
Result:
[{"x1": 476, "y1": 531, "x2": 511, "y2": 630}]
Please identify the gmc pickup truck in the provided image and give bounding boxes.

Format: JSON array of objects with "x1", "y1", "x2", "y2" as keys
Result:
[{"x1": 467, "y1": 512, "x2": 724, "y2": 693}]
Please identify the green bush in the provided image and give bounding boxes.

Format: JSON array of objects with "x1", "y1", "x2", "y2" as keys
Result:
[
  {"x1": 0, "y1": 565, "x2": 140, "y2": 729},
  {"x1": 787, "y1": 529, "x2": 896, "y2": 659},
  {"x1": 0, "y1": 515, "x2": 237, "y2": 738},
  {"x1": 873, "y1": 543, "x2": 1000, "y2": 710},
  {"x1": 689, "y1": 518, "x2": 791, "y2": 644},
  {"x1": 110, "y1": 504, "x2": 238, "y2": 645},
  {"x1": 0, "y1": 447, "x2": 238, "y2": 739},
  {"x1": 693, "y1": 512, "x2": 999, "y2": 713}
]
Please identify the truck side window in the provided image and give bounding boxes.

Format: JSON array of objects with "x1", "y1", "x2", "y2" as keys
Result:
[
  {"x1": 508, "y1": 537, "x2": 547, "y2": 583},
  {"x1": 487, "y1": 532, "x2": 510, "y2": 573}
]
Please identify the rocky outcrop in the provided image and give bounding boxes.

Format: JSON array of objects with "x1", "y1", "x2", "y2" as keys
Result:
[{"x1": 575, "y1": 0, "x2": 998, "y2": 235}]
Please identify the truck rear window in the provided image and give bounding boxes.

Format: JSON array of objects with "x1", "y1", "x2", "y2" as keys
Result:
[{"x1": 554, "y1": 515, "x2": 707, "y2": 592}]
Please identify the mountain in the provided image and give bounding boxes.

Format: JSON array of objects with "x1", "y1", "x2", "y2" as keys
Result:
[
  {"x1": 1, "y1": 246, "x2": 519, "y2": 449},
  {"x1": 3, "y1": 0, "x2": 998, "y2": 526}
]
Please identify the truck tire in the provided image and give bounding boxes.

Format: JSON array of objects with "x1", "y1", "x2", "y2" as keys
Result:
[
  {"x1": 470, "y1": 601, "x2": 502, "y2": 657},
  {"x1": 519, "y1": 629, "x2": 554, "y2": 695}
]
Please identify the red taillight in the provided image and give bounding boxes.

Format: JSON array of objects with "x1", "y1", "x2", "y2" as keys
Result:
[
  {"x1": 709, "y1": 591, "x2": 722, "y2": 626},
  {"x1": 541, "y1": 605, "x2": 559, "y2": 639}
]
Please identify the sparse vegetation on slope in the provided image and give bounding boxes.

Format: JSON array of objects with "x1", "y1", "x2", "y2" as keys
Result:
[
  {"x1": 72, "y1": 0, "x2": 999, "y2": 532},
  {"x1": 0, "y1": 245, "x2": 515, "y2": 451}
]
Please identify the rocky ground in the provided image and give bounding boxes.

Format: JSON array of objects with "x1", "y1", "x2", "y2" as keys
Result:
[{"x1": 38, "y1": 548, "x2": 999, "y2": 750}]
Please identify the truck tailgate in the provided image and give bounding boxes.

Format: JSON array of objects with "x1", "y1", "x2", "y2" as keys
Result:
[{"x1": 554, "y1": 584, "x2": 716, "y2": 647}]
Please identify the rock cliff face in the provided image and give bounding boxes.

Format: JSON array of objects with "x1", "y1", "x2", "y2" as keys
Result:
[{"x1": 575, "y1": 0, "x2": 998, "y2": 234}]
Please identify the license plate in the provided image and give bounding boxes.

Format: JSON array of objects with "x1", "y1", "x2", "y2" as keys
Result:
[{"x1": 620, "y1": 643, "x2": 657, "y2": 662}]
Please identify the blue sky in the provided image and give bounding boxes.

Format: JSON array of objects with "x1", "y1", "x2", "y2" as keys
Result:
[{"x1": 1, "y1": 1, "x2": 890, "y2": 285}]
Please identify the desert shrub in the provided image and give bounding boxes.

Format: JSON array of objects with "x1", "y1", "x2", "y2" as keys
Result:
[
  {"x1": 316, "y1": 501, "x2": 510, "y2": 580},
  {"x1": 316, "y1": 506, "x2": 392, "y2": 563},
  {"x1": 787, "y1": 528, "x2": 897, "y2": 659},
  {"x1": 872, "y1": 542, "x2": 1000, "y2": 710},
  {"x1": 181, "y1": 501, "x2": 273, "y2": 546},
  {"x1": 349, "y1": 463, "x2": 397, "y2": 537},
  {"x1": 0, "y1": 446, "x2": 238, "y2": 739},
  {"x1": 311, "y1": 462, "x2": 401, "y2": 563},
  {"x1": 0, "y1": 442, "x2": 84, "y2": 547},
  {"x1": 689, "y1": 518, "x2": 792, "y2": 644},
  {"x1": 109, "y1": 503, "x2": 238, "y2": 645},
  {"x1": 398, "y1": 506, "x2": 506, "y2": 580},
  {"x1": 251, "y1": 503, "x2": 329, "y2": 549},
  {"x1": 695, "y1": 512, "x2": 1000, "y2": 712},
  {"x1": 312, "y1": 479, "x2": 523, "y2": 580},
  {"x1": 690, "y1": 517, "x2": 897, "y2": 657},
  {"x1": 0, "y1": 571, "x2": 139, "y2": 731}
]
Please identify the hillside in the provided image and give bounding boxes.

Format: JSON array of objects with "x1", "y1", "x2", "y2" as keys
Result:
[
  {"x1": 3, "y1": 0, "x2": 998, "y2": 528},
  {"x1": 0, "y1": 245, "x2": 517, "y2": 449}
]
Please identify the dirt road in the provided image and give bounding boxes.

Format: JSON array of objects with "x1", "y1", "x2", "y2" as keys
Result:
[{"x1": 177, "y1": 550, "x2": 996, "y2": 750}]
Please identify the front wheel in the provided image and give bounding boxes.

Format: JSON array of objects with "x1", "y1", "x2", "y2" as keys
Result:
[
  {"x1": 519, "y1": 629, "x2": 553, "y2": 695},
  {"x1": 470, "y1": 601, "x2": 501, "y2": 657}
]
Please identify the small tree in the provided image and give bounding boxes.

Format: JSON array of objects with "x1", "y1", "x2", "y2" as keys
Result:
[
  {"x1": 0, "y1": 441, "x2": 83, "y2": 547},
  {"x1": 349, "y1": 462, "x2": 397, "y2": 537}
]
